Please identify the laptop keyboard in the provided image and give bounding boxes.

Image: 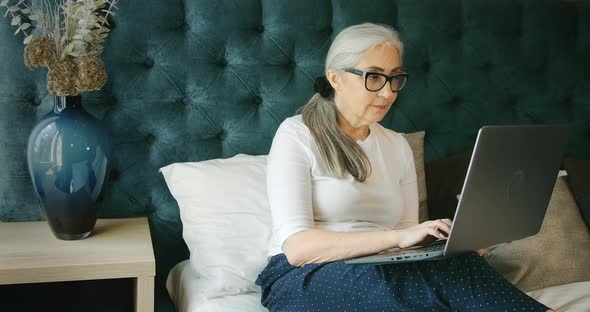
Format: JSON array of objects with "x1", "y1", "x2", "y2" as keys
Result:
[
  {"x1": 345, "y1": 240, "x2": 448, "y2": 264},
  {"x1": 395, "y1": 243, "x2": 444, "y2": 255},
  {"x1": 380, "y1": 240, "x2": 446, "y2": 256}
]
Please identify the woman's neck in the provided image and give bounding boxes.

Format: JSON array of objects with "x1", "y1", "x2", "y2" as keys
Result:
[{"x1": 337, "y1": 113, "x2": 370, "y2": 141}]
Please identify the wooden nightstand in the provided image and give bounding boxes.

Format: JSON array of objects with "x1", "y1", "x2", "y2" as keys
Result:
[{"x1": 0, "y1": 217, "x2": 155, "y2": 312}]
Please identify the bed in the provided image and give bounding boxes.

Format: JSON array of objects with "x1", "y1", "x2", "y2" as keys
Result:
[
  {"x1": 1, "y1": 0, "x2": 589, "y2": 311},
  {"x1": 166, "y1": 260, "x2": 590, "y2": 312}
]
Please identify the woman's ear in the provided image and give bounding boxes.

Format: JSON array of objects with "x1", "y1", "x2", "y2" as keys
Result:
[{"x1": 326, "y1": 71, "x2": 339, "y2": 91}]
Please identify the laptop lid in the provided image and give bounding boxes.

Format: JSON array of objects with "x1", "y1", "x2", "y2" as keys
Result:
[{"x1": 443, "y1": 125, "x2": 568, "y2": 256}]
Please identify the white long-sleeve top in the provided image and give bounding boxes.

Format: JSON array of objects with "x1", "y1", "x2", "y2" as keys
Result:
[{"x1": 267, "y1": 115, "x2": 419, "y2": 257}]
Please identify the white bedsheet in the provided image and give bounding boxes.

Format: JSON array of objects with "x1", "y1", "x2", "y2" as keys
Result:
[
  {"x1": 167, "y1": 260, "x2": 590, "y2": 312},
  {"x1": 527, "y1": 281, "x2": 590, "y2": 312},
  {"x1": 166, "y1": 260, "x2": 266, "y2": 312}
]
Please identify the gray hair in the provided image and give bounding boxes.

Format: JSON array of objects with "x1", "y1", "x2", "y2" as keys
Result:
[{"x1": 300, "y1": 23, "x2": 404, "y2": 182}]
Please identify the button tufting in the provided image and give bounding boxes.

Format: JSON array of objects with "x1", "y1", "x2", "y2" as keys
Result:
[
  {"x1": 218, "y1": 130, "x2": 227, "y2": 140},
  {"x1": 31, "y1": 97, "x2": 41, "y2": 106},
  {"x1": 180, "y1": 22, "x2": 190, "y2": 32},
  {"x1": 480, "y1": 62, "x2": 492, "y2": 73},
  {"x1": 182, "y1": 98, "x2": 191, "y2": 106},
  {"x1": 145, "y1": 133, "x2": 156, "y2": 144},
  {"x1": 144, "y1": 58, "x2": 154, "y2": 68},
  {"x1": 535, "y1": 64, "x2": 546, "y2": 75},
  {"x1": 508, "y1": 96, "x2": 518, "y2": 107},
  {"x1": 254, "y1": 96, "x2": 263, "y2": 105},
  {"x1": 257, "y1": 25, "x2": 265, "y2": 33},
  {"x1": 450, "y1": 95, "x2": 461, "y2": 106},
  {"x1": 219, "y1": 59, "x2": 228, "y2": 67},
  {"x1": 514, "y1": 29, "x2": 522, "y2": 38},
  {"x1": 109, "y1": 168, "x2": 119, "y2": 182},
  {"x1": 564, "y1": 96, "x2": 574, "y2": 110}
]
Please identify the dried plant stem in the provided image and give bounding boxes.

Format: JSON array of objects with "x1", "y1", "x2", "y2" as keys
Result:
[
  {"x1": 101, "y1": 0, "x2": 115, "y2": 27},
  {"x1": 6, "y1": 3, "x2": 29, "y2": 37}
]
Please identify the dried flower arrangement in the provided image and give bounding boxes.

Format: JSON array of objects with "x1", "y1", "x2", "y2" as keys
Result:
[{"x1": 1, "y1": 0, "x2": 118, "y2": 95}]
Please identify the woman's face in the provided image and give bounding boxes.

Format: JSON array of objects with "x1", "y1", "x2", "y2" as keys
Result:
[{"x1": 328, "y1": 42, "x2": 402, "y2": 129}]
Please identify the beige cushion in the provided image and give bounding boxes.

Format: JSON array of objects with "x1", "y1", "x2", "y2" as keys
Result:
[
  {"x1": 401, "y1": 131, "x2": 428, "y2": 222},
  {"x1": 484, "y1": 176, "x2": 590, "y2": 292}
]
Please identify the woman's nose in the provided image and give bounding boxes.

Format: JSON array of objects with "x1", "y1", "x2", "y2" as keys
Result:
[{"x1": 377, "y1": 81, "x2": 395, "y2": 98}]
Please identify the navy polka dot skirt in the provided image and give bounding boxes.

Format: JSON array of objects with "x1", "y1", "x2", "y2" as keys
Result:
[{"x1": 255, "y1": 252, "x2": 549, "y2": 311}]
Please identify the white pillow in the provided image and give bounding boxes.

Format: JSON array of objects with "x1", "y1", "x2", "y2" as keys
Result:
[
  {"x1": 166, "y1": 260, "x2": 267, "y2": 312},
  {"x1": 160, "y1": 154, "x2": 271, "y2": 298}
]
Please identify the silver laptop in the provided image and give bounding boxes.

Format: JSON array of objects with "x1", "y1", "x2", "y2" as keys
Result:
[{"x1": 345, "y1": 125, "x2": 568, "y2": 265}]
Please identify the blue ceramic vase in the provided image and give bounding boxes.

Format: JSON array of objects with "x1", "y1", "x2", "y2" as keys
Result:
[{"x1": 26, "y1": 95, "x2": 111, "y2": 240}]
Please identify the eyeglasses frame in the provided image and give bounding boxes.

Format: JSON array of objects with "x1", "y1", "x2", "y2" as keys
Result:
[{"x1": 344, "y1": 68, "x2": 409, "y2": 92}]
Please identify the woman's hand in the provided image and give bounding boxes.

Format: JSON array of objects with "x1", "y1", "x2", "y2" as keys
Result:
[
  {"x1": 396, "y1": 219, "x2": 452, "y2": 249},
  {"x1": 476, "y1": 241, "x2": 512, "y2": 257},
  {"x1": 476, "y1": 248, "x2": 489, "y2": 256}
]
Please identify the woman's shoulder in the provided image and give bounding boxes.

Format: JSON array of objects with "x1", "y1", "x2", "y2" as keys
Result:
[
  {"x1": 277, "y1": 114, "x2": 311, "y2": 136},
  {"x1": 271, "y1": 115, "x2": 315, "y2": 159}
]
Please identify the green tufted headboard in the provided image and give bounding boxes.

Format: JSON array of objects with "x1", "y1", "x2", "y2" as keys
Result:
[{"x1": 1, "y1": 0, "x2": 589, "y2": 310}]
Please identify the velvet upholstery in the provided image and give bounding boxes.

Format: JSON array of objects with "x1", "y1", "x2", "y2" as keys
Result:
[
  {"x1": 1, "y1": 1, "x2": 589, "y2": 311},
  {"x1": 564, "y1": 158, "x2": 590, "y2": 229},
  {"x1": 426, "y1": 150, "x2": 473, "y2": 220}
]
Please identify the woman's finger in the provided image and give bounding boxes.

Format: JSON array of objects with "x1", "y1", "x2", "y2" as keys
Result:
[
  {"x1": 428, "y1": 226, "x2": 446, "y2": 239},
  {"x1": 441, "y1": 218, "x2": 453, "y2": 227},
  {"x1": 426, "y1": 219, "x2": 452, "y2": 229},
  {"x1": 436, "y1": 218, "x2": 452, "y2": 229},
  {"x1": 434, "y1": 220, "x2": 451, "y2": 235},
  {"x1": 476, "y1": 248, "x2": 488, "y2": 256}
]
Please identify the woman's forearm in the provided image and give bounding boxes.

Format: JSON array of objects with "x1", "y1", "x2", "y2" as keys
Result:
[{"x1": 282, "y1": 229, "x2": 400, "y2": 266}]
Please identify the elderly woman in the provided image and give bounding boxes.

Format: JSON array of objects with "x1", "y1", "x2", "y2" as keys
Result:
[{"x1": 255, "y1": 23, "x2": 551, "y2": 312}]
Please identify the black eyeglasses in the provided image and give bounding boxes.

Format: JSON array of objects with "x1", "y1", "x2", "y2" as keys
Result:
[{"x1": 344, "y1": 68, "x2": 409, "y2": 92}]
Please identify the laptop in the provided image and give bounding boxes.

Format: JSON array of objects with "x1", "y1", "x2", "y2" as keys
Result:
[{"x1": 345, "y1": 125, "x2": 568, "y2": 265}]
